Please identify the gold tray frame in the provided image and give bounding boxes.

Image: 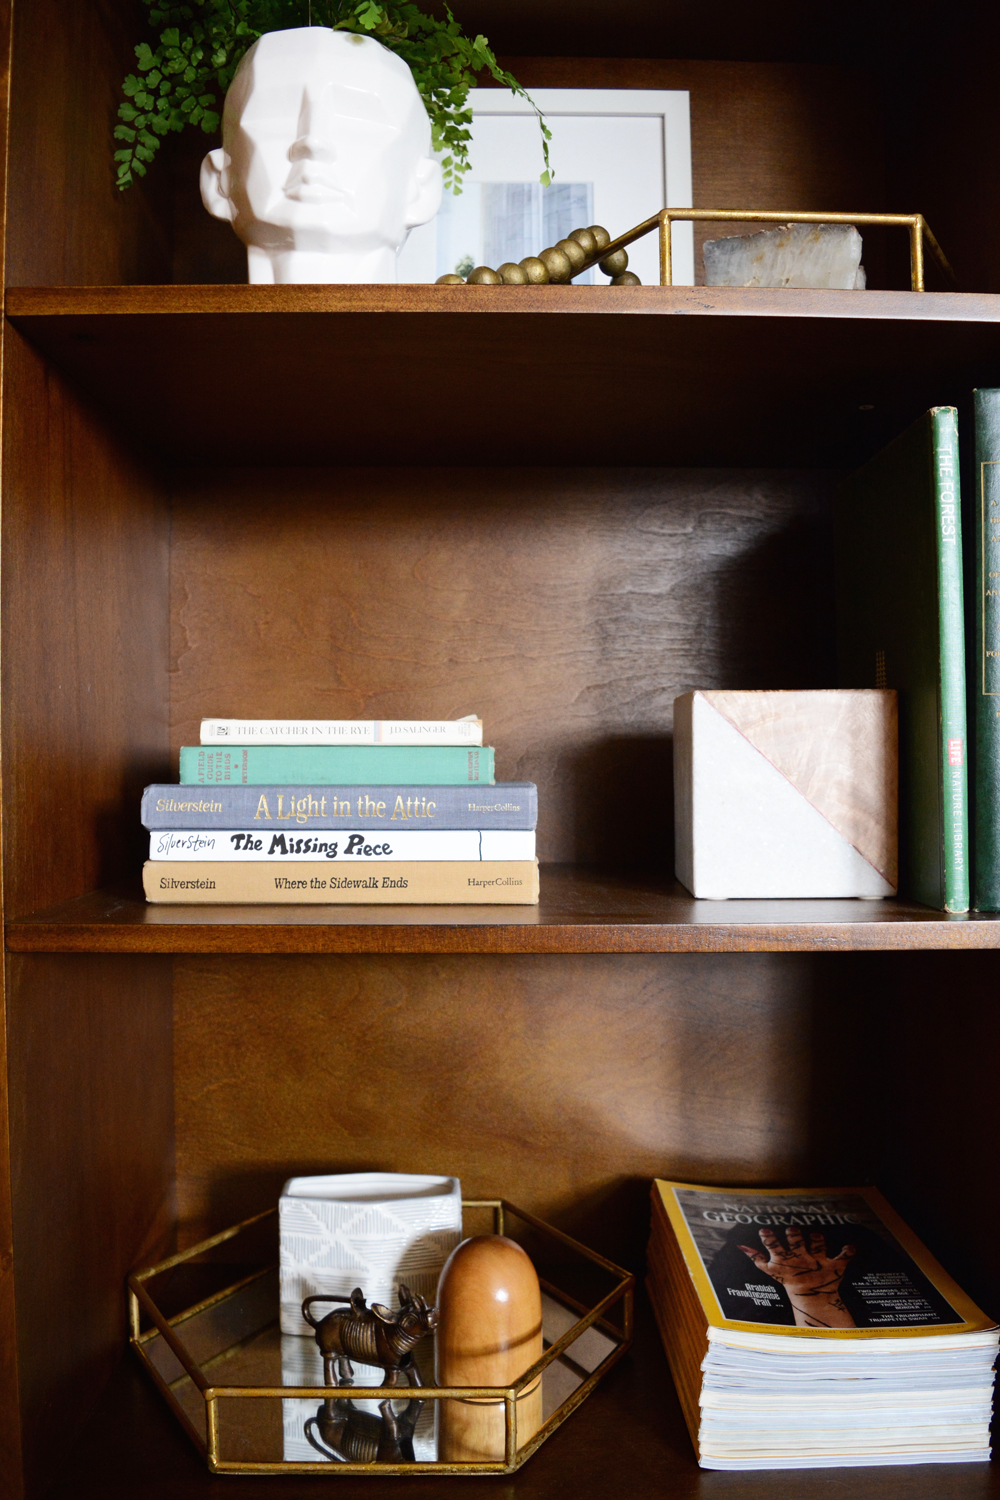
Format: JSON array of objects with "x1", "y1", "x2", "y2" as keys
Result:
[
  {"x1": 128, "y1": 1199, "x2": 634, "y2": 1476},
  {"x1": 585, "y1": 208, "x2": 954, "y2": 291}
]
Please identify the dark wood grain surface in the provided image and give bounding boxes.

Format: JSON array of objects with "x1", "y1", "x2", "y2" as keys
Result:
[
  {"x1": 5, "y1": 954, "x2": 174, "y2": 1500},
  {"x1": 167, "y1": 464, "x2": 835, "y2": 866},
  {"x1": 7, "y1": 871, "x2": 1000, "y2": 954},
  {"x1": 1, "y1": 327, "x2": 171, "y2": 919},
  {"x1": 9, "y1": 287, "x2": 1000, "y2": 468}
]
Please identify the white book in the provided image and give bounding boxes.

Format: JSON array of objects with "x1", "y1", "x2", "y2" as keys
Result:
[
  {"x1": 149, "y1": 829, "x2": 535, "y2": 862},
  {"x1": 199, "y1": 715, "x2": 483, "y2": 745}
]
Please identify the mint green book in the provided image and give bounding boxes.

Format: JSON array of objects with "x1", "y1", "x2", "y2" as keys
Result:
[
  {"x1": 180, "y1": 745, "x2": 494, "y2": 786},
  {"x1": 836, "y1": 408, "x2": 969, "y2": 911}
]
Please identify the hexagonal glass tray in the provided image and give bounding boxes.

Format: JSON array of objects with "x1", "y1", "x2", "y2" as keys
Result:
[{"x1": 128, "y1": 1199, "x2": 633, "y2": 1475}]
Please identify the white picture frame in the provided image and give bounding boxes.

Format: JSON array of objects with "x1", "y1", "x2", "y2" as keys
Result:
[{"x1": 398, "y1": 88, "x2": 693, "y2": 287}]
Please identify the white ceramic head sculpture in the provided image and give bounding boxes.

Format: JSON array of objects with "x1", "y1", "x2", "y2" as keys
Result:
[{"x1": 200, "y1": 28, "x2": 442, "y2": 284}]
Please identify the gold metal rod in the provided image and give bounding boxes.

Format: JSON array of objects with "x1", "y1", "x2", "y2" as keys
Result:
[
  {"x1": 910, "y1": 220, "x2": 925, "y2": 292},
  {"x1": 161, "y1": 1264, "x2": 276, "y2": 1333},
  {"x1": 128, "y1": 1288, "x2": 142, "y2": 1342},
  {"x1": 659, "y1": 211, "x2": 671, "y2": 286},
  {"x1": 505, "y1": 1389, "x2": 518, "y2": 1469},
  {"x1": 211, "y1": 1459, "x2": 511, "y2": 1475},
  {"x1": 204, "y1": 1383, "x2": 532, "y2": 1400},
  {"x1": 502, "y1": 1200, "x2": 633, "y2": 1279},
  {"x1": 130, "y1": 1205, "x2": 277, "y2": 1283},
  {"x1": 129, "y1": 1279, "x2": 210, "y2": 1392},
  {"x1": 514, "y1": 1277, "x2": 632, "y2": 1391},
  {"x1": 206, "y1": 1396, "x2": 220, "y2": 1473},
  {"x1": 537, "y1": 1275, "x2": 631, "y2": 1340}
]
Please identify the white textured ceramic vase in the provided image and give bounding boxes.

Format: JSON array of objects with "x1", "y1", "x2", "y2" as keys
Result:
[
  {"x1": 279, "y1": 1171, "x2": 462, "y2": 1336},
  {"x1": 200, "y1": 28, "x2": 442, "y2": 284}
]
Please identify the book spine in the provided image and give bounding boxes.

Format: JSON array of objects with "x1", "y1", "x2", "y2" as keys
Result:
[
  {"x1": 179, "y1": 745, "x2": 495, "y2": 786},
  {"x1": 143, "y1": 860, "x2": 540, "y2": 904},
  {"x1": 199, "y1": 718, "x2": 483, "y2": 746},
  {"x1": 148, "y1": 830, "x2": 536, "y2": 862},
  {"x1": 972, "y1": 390, "x2": 1000, "y2": 908},
  {"x1": 932, "y1": 408, "x2": 970, "y2": 912},
  {"x1": 142, "y1": 783, "x2": 536, "y2": 830}
]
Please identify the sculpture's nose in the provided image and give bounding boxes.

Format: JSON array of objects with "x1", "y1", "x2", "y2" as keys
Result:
[{"x1": 288, "y1": 133, "x2": 337, "y2": 164}]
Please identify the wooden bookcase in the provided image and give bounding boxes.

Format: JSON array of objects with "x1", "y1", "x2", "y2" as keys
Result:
[{"x1": 2, "y1": 2, "x2": 1000, "y2": 1497}]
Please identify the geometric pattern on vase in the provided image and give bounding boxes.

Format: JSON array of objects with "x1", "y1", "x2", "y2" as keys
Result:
[{"x1": 279, "y1": 1172, "x2": 462, "y2": 1335}]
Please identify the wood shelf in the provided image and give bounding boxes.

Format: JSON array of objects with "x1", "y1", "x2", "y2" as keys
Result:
[
  {"x1": 7, "y1": 867, "x2": 1000, "y2": 954},
  {"x1": 47, "y1": 1289, "x2": 1000, "y2": 1500},
  {"x1": 9, "y1": 285, "x2": 1000, "y2": 467}
]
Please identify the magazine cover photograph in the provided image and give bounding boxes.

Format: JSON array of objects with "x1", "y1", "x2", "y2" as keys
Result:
[{"x1": 668, "y1": 1184, "x2": 984, "y2": 1333}]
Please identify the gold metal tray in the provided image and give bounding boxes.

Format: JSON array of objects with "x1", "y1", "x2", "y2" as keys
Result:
[{"x1": 128, "y1": 1199, "x2": 634, "y2": 1475}]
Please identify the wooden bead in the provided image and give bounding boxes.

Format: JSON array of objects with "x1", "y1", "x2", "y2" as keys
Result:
[
  {"x1": 599, "y1": 248, "x2": 629, "y2": 277},
  {"x1": 518, "y1": 256, "x2": 550, "y2": 284},
  {"x1": 555, "y1": 238, "x2": 587, "y2": 273},
  {"x1": 434, "y1": 273, "x2": 465, "y2": 285},
  {"x1": 610, "y1": 271, "x2": 642, "y2": 286},
  {"x1": 568, "y1": 227, "x2": 598, "y2": 258},
  {"x1": 587, "y1": 224, "x2": 611, "y2": 251},
  {"x1": 538, "y1": 247, "x2": 572, "y2": 284},
  {"x1": 497, "y1": 262, "x2": 529, "y2": 285},
  {"x1": 436, "y1": 1235, "x2": 543, "y2": 1462},
  {"x1": 466, "y1": 266, "x2": 503, "y2": 285}
]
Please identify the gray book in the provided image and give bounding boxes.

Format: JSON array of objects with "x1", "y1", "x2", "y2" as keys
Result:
[{"x1": 142, "y1": 783, "x2": 537, "y2": 831}]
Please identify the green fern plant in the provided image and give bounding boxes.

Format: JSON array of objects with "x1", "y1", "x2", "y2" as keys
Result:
[{"x1": 115, "y1": 0, "x2": 550, "y2": 195}]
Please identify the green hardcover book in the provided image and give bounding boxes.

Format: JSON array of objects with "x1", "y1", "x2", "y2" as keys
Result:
[
  {"x1": 179, "y1": 745, "x2": 494, "y2": 786},
  {"x1": 971, "y1": 389, "x2": 1000, "y2": 909},
  {"x1": 836, "y1": 408, "x2": 969, "y2": 911}
]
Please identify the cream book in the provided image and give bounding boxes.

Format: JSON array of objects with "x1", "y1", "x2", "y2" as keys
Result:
[
  {"x1": 199, "y1": 716, "x2": 483, "y2": 746},
  {"x1": 144, "y1": 859, "x2": 539, "y2": 904},
  {"x1": 648, "y1": 1179, "x2": 997, "y2": 1470}
]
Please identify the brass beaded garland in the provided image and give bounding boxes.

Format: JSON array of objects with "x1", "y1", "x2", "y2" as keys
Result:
[
  {"x1": 588, "y1": 225, "x2": 611, "y2": 251},
  {"x1": 538, "y1": 246, "x2": 573, "y2": 283},
  {"x1": 567, "y1": 227, "x2": 598, "y2": 258},
  {"x1": 598, "y1": 248, "x2": 629, "y2": 278},
  {"x1": 554, "y1": 237, "x2": 587, "y2": 273},
  {"x1": 435, "y1": 273, "x2": 466, "y2": 285},
  {"x1": 610, "y1": 271, "x2": 642, "y2": 286},
  {"x1": 466, "y1": 265, "x2": 503, "y2": 285},
  {"x1": 497, "y1": 261, "x2": 530, "y2": 285},
  {"x1": 519, "y1": 256, "x2": 551, "y2": 284}
]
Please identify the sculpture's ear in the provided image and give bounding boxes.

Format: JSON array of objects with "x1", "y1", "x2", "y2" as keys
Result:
[
  {"x1": 398, "y1": 1284, "x2": 413, "y2": 1307},
  {"x1": 404, "y1": 155, "x2": 443, "y2": 230},
  {"x1": 200, "y1": 148, "x2": 235, "y2": 222},
  {"x1": 370, "y1": 1302, "x2": 394, "y2": 1323}
]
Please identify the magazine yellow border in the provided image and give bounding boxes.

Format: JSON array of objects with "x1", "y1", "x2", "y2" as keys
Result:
[{"x1": 654, "y1": 1180, "x2": 996, "y2": 1339}]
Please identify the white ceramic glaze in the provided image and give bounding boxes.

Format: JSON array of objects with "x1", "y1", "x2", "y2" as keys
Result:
[
  {"x1": 201, "y1": 28, "x2": 442, "y2": 284},
  {"x1": 279, "y1": 1171, "x2": 462, "y2": 1336}
]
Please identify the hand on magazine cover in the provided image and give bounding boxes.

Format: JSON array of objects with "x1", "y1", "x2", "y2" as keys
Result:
[{"x1": 738, "y1": 1226, "x2": 857, "y2": 1328}]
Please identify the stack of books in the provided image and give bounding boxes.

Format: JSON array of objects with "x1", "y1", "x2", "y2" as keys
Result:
[
  {"x1": 648, "y1": 1179, "x2": 998, "y2": 1470},
  {"x1": 142, "y1": 717, "x2": 539, "y2": 904}
]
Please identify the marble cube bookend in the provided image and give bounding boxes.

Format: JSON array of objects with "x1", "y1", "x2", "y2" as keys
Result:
[
  {"x1": 674, "y1": 689, "x2": 897, "y2": 899},
  {"x1": 279, "y1": 1171, "x2": 462, "y2": 1336}
]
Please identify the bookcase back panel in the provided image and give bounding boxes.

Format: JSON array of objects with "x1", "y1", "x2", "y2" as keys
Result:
[
  {"x1": 172, "y1": 950, "x2": 875, "y2": 1267},
  {"x1": 168, "y1": 466, "x2": 836, "y2": 867},
  {"x1": 1, "y1": 329, "x2": 171, "y2": 920},
  {"x1": 5, "y1": 952, "x2": 174, "y2": 1500}
]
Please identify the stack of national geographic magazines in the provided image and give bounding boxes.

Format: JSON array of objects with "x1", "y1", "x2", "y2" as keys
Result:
[
  {"x1": 648, "y1": 1180, "x2": 998, "y2": 1470},
  {"x1": 142, "y1": 716, "x2": 538, "y2": 904}
]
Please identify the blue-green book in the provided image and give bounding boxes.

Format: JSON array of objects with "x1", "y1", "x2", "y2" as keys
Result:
[{"x1": 180, "y1": 745, "x2": 494, "y2": 786}]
